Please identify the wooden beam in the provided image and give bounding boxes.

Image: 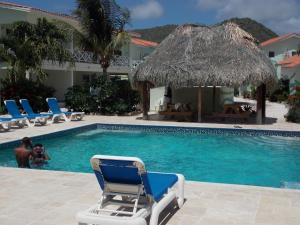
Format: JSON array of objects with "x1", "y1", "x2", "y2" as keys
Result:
[
  {"x1": 256, "y1": 83, "x2": 266, "y2": 124},
  {"x1": 212, "y1": 86, "x2": 216, "y2": 113},
  {"x1": 198, "y1": 86, "x2": 202, "y2": 122},
  {"x1": 262, "y1": 83, "x2": 266, "y2": 118},
  {"x1": 142, "y1": 82, "x2": 149, "y2": 120}
]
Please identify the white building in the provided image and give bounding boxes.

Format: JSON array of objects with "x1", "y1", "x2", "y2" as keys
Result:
[
  {"x1": 260, "y1": 33, "x2": 300, "y2": 95},
  {"x1": 0, "y1": 1, "x2": 158, "y2": 100}
]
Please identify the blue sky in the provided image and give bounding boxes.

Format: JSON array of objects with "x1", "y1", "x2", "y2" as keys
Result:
[{"x1": 8, "y1": 0, "x2": 300, "y2": 34}]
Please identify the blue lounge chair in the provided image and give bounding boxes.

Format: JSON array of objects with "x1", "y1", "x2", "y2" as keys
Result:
[
  {"x1": 20, "y1": 99, "x2": 61, "y2": 124},
  {"x1": 76, "y1": 155, "x2": 185, "y2": 225},
  {"x1": 4, "y1": 100, "x2": 49, "y2": 126},
  {"x1": 46, "y1": 98, "x2": 84, "y2": 122},
  {"x1": 0, "y1": 117, "x2": 12, "y2": 131}
]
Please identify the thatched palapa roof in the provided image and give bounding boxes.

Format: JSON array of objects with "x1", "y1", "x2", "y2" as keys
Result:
[{"x1": 132, "y1": 23, "x2": 276, "y2": 88}]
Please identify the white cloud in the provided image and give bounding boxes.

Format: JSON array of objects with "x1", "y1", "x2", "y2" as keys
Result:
[
  {"x1": 131, "y1": 0, "x2": 164, "y2": 20},
  {"x1": 197, "y1": 0, "x2": 300, "y2": 34}
]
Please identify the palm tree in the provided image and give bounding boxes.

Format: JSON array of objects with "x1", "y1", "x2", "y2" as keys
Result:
[
  {"x1": 75, "y1": 0, "x2": 130, "y2": 78},
  {"x1": 0, "y1": 18, "x2": 73, "y2": 82}
]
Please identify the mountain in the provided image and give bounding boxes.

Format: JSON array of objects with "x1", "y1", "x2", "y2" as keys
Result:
[
  {"x1": 220, "y1": 18, "x2": 278, "y2": 42},
  {"x1": 132, "y1": 18, "x2": 278, "y2": 43},
  {"x1": 131, "y1": 24, "x2": 178, "y2": 43}
]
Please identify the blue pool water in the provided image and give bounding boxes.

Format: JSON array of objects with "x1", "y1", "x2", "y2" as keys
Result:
[{"x1": 1, "y1": 125, "x2": 300, "y2": 188}]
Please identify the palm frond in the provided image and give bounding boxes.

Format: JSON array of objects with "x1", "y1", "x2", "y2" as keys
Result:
[
  {"x1": 75, "y1": 0, "x2": 130, "y2": 73},
  {"x1": 1, "y1": 18, "x2": 73, "y2": 81}
]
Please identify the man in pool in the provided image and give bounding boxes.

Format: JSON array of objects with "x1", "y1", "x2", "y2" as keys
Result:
[
  {"x1": 31, "y1": 143, "x2": 50, "y2": 167},
  {"x1": 15, "y1": 137, "x2": 33, "y2": 168}
]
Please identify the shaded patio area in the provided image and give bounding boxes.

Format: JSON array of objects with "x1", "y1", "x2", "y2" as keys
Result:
[{"x1": 132, "y1": 23, "x2": 276, "y2": 124}]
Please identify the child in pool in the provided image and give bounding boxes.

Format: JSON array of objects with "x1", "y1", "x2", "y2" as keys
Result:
[{"x1": 31, "y1": 143, "x2": 50, "y2": 166}]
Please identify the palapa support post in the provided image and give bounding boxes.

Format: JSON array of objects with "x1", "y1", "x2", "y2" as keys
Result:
[
  {"x1": 256, "y1": 83, "x2": 266, "y2": 124},
  {"x1": 198, "y1": 86, "x2": 202, "y2": 122},
  {"x1": 212, "y1": 86, "x2": 216, "y2": 113},
  {"x1": 142, "y1": 81, "x2": 150, "y2": 120}
]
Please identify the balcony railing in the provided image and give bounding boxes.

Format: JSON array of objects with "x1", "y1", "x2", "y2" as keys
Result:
[
  {"x1": 72, "y1": 50, "x2": 95, "y2": 64},
  {"x1": 72, "y1": 50, "x2": 130, "y2": 67}
]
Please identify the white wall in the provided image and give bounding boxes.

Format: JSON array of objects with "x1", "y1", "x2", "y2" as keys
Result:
[
  {"x1": 42, "y1": 61, "x2": 130, "y2": 74},
  {"x1": 263, "y1": 37, "x2": 300, "y2": 61},
  {"x1": 150, "y1": 86, "x2": 234, "y2": 114},
  {"x1": 262, "y1": 36, "x2": 300, "y2": 86},
  {"x1": 130, "y1": 44, "x2": 154, "y2": 61},
  {"x1": 73, "y1": 71, "x2": 103, "y2": 86},
  {"x1": 150, "y1": 87, "x2": 165, "y2": 111},
  {"x1": 282, "y1": 66, "x2": 300, "y2": 94},
  {"x1": 172, "y1": 87, "x2": 199, "y2": 111},
  {"x1": 0, "y1": 68, "x2": 7, "y2": 81},
  {"x1": 0, "y1": 7, "x2": 28, "y2": 24},
  {"x1": 43, "y1": 70, "x2": 73, "y2": 101}
]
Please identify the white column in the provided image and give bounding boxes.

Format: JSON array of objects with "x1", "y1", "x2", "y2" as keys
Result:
[
  {"x1": 25, "y1": 70, "x2": 30, "y2": 79},
  {"x1": 70, "y1": 31, "x2": 74, "y2": 54},
  {"x1": 70, "y1": 70, "x2": 74, "y2": 87}
]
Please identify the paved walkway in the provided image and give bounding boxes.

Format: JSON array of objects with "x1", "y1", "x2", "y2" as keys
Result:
[{"x1": 0, "y1": 167, "x2": 299, "y2": 225}]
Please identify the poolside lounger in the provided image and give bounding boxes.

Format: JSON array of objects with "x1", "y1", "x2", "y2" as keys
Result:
[
  {"x1": 4, "y1": 100, "x2": 49, "y2": 127},
  {"x1": 76, "y1": 155, "x2": 185, "y2": 225},
  {"x1": 0, "y1": 117, "x2": 12, "y2": 131},
  {"x1": 20, "y1": 99, "x2": 61, "y2": 124},
  {"x1": 46, "y1": 98, "x2": 84, "y2": 122},
  {"x1": 0, "y1": 115, "x2": 28, "y2": 129}
]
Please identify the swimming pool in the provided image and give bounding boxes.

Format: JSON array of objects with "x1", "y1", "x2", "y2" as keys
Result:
[{"x1": 1, "y1": 124, "x2": 300, "y2": 188}]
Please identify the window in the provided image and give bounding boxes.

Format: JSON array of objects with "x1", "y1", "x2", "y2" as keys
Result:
[{"x1": 269, "y1": 51, "x2": 275, "y2": 58}]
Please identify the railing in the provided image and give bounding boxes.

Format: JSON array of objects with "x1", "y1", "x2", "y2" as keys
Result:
[
  {"x1": 72, "y1": 50, "x2": 130, "y2": 67},
  {"x1": 112, "y1": 55, "x2": 130, "y2": 67},
  {"x1": 72, "y1": 50, "x2": 96, "y2": 64},
  {"x1": 131, "y1": 60, "x2": 144, "y2": 70}
]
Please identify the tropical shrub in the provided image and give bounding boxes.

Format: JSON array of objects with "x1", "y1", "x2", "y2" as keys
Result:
[
  {"x1": 269, "y1": 79, "x2": 289, "y2": 102},
  {"x1": 285, "y1": 104, "x2": 300, "y2": 123},
  {"x1": 100, "y1": 79, "x2": 140, "y2": 114},
  {"x1": 65, "y1": 85, "x2": 93, "y2": 113},
  {"x1": 65, "y1": 76, "x2": 140, "y2": 115},
  {"x1": 0, "y1": 78, "x2": 55, "y2": 112},
  {"x1": 0, "y1": 104, "x2": 5, "y2": 115}
]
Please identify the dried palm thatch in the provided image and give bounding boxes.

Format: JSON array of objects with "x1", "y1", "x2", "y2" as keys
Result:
[{"x1": 132, "y1": 23, "x2": 276, "y2": 88}]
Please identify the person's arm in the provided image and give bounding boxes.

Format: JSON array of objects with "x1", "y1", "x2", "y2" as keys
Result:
[{"x1": 44, "y1": 151, "x2": 50, "y2": 160}]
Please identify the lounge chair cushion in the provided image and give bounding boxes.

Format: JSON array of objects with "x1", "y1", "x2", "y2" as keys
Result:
[
  {"x1": 93, "y1": 159, "x2": 142, "y2": 190},
  {"x1": 5, "y1": 100, "x2": 22, "y2": 118},
  {"x1": 47, "y1": 98, "x2": 62, "y2": 114},
  {"x1": 91, "y1": 157, "x2": 179, "y2": 202},
  {"x1": 143, "y1": 172, "x2": 178, "y2": 201}
]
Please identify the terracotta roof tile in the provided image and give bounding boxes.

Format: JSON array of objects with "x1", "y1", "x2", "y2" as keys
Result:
[
  {"x1": 131, "y1": 38, "x2": 158, "y2": 47},
  {"x1": 260, "y1": 33, "x2": 299, "y2": 47},
  {"x1": 278, "y1": 54, "x2": 300, "y2": 68}
]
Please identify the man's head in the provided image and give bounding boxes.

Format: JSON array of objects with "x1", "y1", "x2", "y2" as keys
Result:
[
  {"x1": 34, "y1": 143, "x2": 43, "y2": 148},
  {"x1": 21, "y1": 137, "x2": 32, "y2": 149},
  {"x1": 33, "y1": 144, "x2": 44, "y2": 153}
]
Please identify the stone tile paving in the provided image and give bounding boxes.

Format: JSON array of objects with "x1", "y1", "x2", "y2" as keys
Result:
[{"x1": 0, "y1": 168, "x2": 299, "y2": 225}]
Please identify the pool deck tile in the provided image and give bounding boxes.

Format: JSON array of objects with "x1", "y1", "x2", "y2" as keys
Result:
[{"x1": 0, "y1": 167, "x2": 300, "y2": 225}]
